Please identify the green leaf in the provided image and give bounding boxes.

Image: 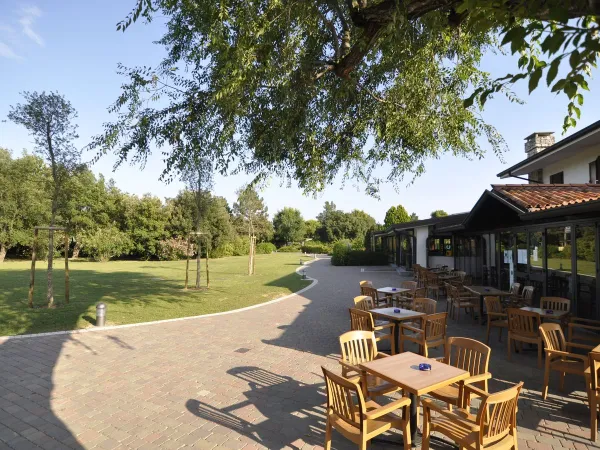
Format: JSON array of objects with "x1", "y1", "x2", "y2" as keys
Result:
[
  {"x1": 576, "y1": 93, "x2": 584, "y2": 106},
  {"x1": 564, "y1": 82, "x2": 577, "y2": 99},
  {"x1": 546, "y1": 59, "x2": 560, "y2": 86},
  {"x1": 569, "y1": 50, "x2": 581, "y2": 70},
  {"x1": 501, "y1": 26, "x2": 526, "y2": 53},
  {"x1": 551, "y1": 79, "x2": 566, "y2": 92},
  {"x1": 529, "y1": 68, "x2": 542, "y2": 93}
]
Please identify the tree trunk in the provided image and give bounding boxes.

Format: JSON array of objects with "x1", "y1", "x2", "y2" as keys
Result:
[
  {"x1": 0, "y1": 243, "x2": 6, "y2": 263},
  {"x1": 195, "y1": 236, "x2": 201, "y2": 289},
  {"x1": 72, "y1": 241, "x2": 81, "y2": 259},
  {"x1": 205, "y1": 242, "x2": 210, "y2": 289},
  {"x1": 184, "y1": 236, "x2": 191, "y2": 290},
  {"x1": 47, "y1": 227, "x2": 54, "y2": 307}
]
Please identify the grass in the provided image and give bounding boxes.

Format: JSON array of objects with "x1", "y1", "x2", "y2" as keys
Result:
[
  {"x1": 532, "y1": 258, "x2": 596, "y2": 276},
  {"x1": 0, "y1": 253, "x2": 311, "y2": 336}
]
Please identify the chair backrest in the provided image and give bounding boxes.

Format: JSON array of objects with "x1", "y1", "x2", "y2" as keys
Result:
[
  {"x1": 427, "y1": 272, "x2": 439, "y2": 283},
  {"x1": 349, "y1": 308, "x2": 375, "y2": 332},
  {"x1": 425, "y1": 312, "x2": 447, "y2": 340},
  {"x1": 588, "y1": 351, "x2": 600, "y2": 391},
  {"x1": 359, "y1": 280, "x2": 373, "y2": 296},
  {"x1": 322, "y1": 366, "x2": 364, "y2": 430},
  {"x1": 507, "y1": 308, "x2": 541, "y2": 338},
  {"x1": 522, "y1": 286, "x2": 535, "y2": 300},
  {"x1": 462, "y1": 275, "x2": 473, "y2": 286},
  {"x1": 353, "y1": 295, "x2": 375, "y2": 311},
  {"x1": 478, "y1": 382, "x2": 524, "y2": 446},
  {"x1": 451, "y1": 270, "x2": 466, "y2": 281},
  {"x1": 484, "y1": 296, "x2": 503, "y2": 315},
  {"x1": 413, "y1": 287, "x2": 427, "y2": 298},
  {"x1": 539, "y1": 323, "x2": 566, "y2": 352},
  {"x1": 400, "y1": 281, "x2": 417, "y2": 291},
  {"x1": 339, "y1": 331, "x2": 378, "y2": 366},
  {"x1": 413, "y1": 297, "x2": 437, "y2": 315},
  {"x1": 541, "y1": 297, "x2": 570, "y2": 312},
  {"x1": 445, "y1": 337, "x2": 490, "y2": 377},
  {"x1": 361, "y1": 286, "x2": 379, "y2": 303},
  {"x1": 510, "y1": 283, "x2": 521, "y2": 296}
]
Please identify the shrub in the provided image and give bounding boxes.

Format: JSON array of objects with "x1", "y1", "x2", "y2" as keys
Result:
[
  {"x1": 301, "y1": 241, "x2": 332, "y2": 254},
  {"x1": 277, "y1": 244, "x2": 301, "y2": 252},
  {"x1": 157, "y1": 237, "x2": 193, "y2": 261},
  {"x1": 346, "y1": 250, "x2": 388, "y2": 266},
  {"x1": 232, "y1": 236, "x2": 250, "y2": 256},
  {"x1": 351, "y1": 237, "x2": 364, "y2": 250},
  {"x1": 331, "y1": 240, "x2": 351, "y2": 266},
  {"x1": 211, "y1": 243, "x2": 234, "y2": 258},
  {"x1": 82, "y1": 227, "x2": 132, "y2": 262},
  {"x1": 256, "y1": 242, "x2": 276, "y2": 254}
]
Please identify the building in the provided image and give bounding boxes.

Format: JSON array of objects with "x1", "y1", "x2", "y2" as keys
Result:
[{"x1": 374, "y1": 119, "x2": 600, "y2": 319}]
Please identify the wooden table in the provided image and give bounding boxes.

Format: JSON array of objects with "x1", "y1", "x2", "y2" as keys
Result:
[
  {"x1": 360, "y1": 352, "x2": 469, "y2": 446},
  {"x1": 464, "y1": 286, "x2": 511, "y2": 324},
  {"x1": 377, "y1": 287, "x2": 411, "y2": 295},
  {"x1": 520, "y1": 307, "x2": 569, "y2": 319},
  {"x1": 437, "y1": 274, "x2": 458, "y2": 281},
  {"x1": 370, "y1": 308, "x2": 425, "y2": 352}
]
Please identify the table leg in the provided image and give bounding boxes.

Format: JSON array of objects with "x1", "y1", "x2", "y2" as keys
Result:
[
  {"x1": 394, "y1": 320, "x2": 401, "y2": 354},
  {"x1": 479, "y1": 295, "x2": 484, "y2": 325},
  {"x1": 410, "y1": 392, "x2": 421, "y2": 447}
]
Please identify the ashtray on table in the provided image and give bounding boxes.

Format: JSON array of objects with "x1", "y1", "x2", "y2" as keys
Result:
[
  {"x1": 546, "y1": 310, "x2": 554, "y2": 314},
  {"x1": 419, "y1": 363, "x2": 432, "y2": 372},
  {"x1": 393, "y1": 308, "x2": 401, "y2": 313}
]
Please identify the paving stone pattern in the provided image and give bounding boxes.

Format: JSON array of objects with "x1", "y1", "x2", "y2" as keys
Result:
[{"x1": 0, "y1": 259, "x2": 597, "y2": 449}]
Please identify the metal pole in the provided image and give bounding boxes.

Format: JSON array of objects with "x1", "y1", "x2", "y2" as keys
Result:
[
  {"x1": 96, "y1": 303, "x2": 106, "y2": 327},
  {"x1": 64, "y1": 233, "x2": 70, "y2": 304}
]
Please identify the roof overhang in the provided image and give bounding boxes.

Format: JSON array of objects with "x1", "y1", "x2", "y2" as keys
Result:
[{"x1": 498, "y1": 121, "x2": 600, "y2": 178}]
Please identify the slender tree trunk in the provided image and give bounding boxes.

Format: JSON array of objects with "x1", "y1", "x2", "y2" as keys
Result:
[
  {"x1": 72, "y1": 241, "x2": 81, "y2": 259},
  {"x1": 47, "y1": 212, "x2": 56, "y2": 308},
  {"x1": 28, "y1": 228, "x2": 38, "y2": 308},
  {"x1": 184, "y1": 235, "x2": 191, "y2": 290},
  {"x1": 0, "y1": 243, "x2": 6, "y2": 263},
  {"x1": 205, "y1": 241, "x2": 210, "y2": 289},
  {"x1": 195, "y1": 235, "x2": 201, "y2": 289}
]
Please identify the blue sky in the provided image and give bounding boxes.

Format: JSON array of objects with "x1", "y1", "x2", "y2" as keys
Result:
[{"x1": 1, "y1": 1, "x2": 599, "y2": 223}]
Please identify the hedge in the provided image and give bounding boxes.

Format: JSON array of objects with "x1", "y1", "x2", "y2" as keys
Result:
[
  {"x1": 332, "y1": 240, "x2": 387, "y2": 266},
  {"x1": 277, "y1": 244, "x2": 301, "y2": 252},
  {"x1": 301, "y1": 241, "x2": 332, "y2": 254},
  {"x1": 256, "y1": 242, "x2": 277, "y2": 254}
]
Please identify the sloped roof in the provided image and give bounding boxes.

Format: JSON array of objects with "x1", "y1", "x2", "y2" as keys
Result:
[{"x1": 492, "y1": 184, "x2": 600, "y2": 212}]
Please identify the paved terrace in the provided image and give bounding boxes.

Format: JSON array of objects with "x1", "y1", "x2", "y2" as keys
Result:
[{"x1": 0, "y1": 258, "x2": 596, "y2": 449}]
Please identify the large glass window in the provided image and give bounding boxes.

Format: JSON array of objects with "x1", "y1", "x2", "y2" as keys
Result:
[
  {"x1": 546, "y1": 226, "x2": 572, "y2": 297},
  {"x1": 576, "y1": 225, "x2": 596, "y2": 318},
  {"x1": 429, "y1": 237, "x2": 452, "y2": 257},
  {"x1": 499, "y1": 232, "x2": 513, "y2": 290},
  {"x1": 528, "y1": 231, "x2": 544, "y2": 302},
  {"x1": 516, "y1": 232, "x2": 527, "y2": 273}
]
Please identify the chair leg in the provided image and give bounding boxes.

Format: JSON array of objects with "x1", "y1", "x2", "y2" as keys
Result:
[
  {"x1": 507, "y1": 336, "x2": 511, "y2": 362},
  {"x1": 560, "y1": 372, "x2": 565, "y2": 392},
  {"x1": 403, "y1": 405, "x2": 411, "y2": 450},
  {"x1": 542, "y1": 356, "x2": 551, "y2": 400},
  {"x1": 422, "y1": 405, "x2": 430, "y2": 450},
  {"x1": 324, "y1": 417, "x2": 332, "y2": 450},
  {"x1": 591, "y1": 394, "x2": 598, "y2": 441},
  {"x1": 359, "y1": 438, "x2": 368, "y2": 450},
  {"x1": 538, "y1": 341, "x2": 543, "y2": 369},
  {"x1": 498, "y1": 327, "x2": 503, "y2": 343}
]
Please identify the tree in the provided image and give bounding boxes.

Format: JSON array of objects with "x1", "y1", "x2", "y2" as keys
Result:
[
  {"x1": 384, "y1": 205, "x2": 411, "y2": 228},
  {"x1": 273, "y1": 208, "x2": 306, "y2": 244},
  {"x1": 304, "y1": 219, "x2": 320, "y2": 240},
  {"x1": 232, "y1": 185, "x2": 272, "y2": 274},
  {"x1": 91, "y1": 1, "x2": 598, "y2": 195},
  {"x1": 410, "y1": 213, "x2": 419, "y2": 221},
  {"x1": 120, "y1": 194, "x2": 169, "y2": 259},
  {"x1": 347, "y1": 210, "x2": 377, "y2": 241},
  {"x1": 431, "y1": 210, "x2": 449, "y2": 218},
  {"x1": 8, "y1": 91, "x2": 80, "y2": 307},
  {"x1": 0, "y1": 150, "x2": 51, "y2": 262}
]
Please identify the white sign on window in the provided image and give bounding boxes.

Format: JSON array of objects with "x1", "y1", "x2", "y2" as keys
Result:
[
  {"x1": 533, "y1": 247, "x2": 538, "y2": 262},
  {"x1": 517, "y1": 249, "x2": 527, "y2": 264}
]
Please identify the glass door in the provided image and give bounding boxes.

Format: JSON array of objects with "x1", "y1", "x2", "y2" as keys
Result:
[
  {"x1": 546, "y1": 226, "x2": 573, "y2": 298},
  {"x1": 576, "y1": 225, "x2": 597, "y2": 318},
  {"x1": 499, "y1": 232, "x2": 514, "y2": 291},
  {"x1": 515, "y1": 232, "x2": 528, "y2": 287},
  {"x1": 528, "y1": 231, "x2": 544, "y2": 304}
]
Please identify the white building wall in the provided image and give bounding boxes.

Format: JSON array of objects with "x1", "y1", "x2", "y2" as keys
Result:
[
  {"x1": 542, "y1": 144, "x2": 600, "y2": 183},
  {"x1": 415, "y1": 226, "x2": 429, "y2": 267},
  {"x1": 429, "y1": 256, "x2": 455, "y2": 268}
]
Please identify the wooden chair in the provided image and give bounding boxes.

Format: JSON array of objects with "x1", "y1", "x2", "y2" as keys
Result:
[
  {"x1": 541, "y1": 297, "x2": 571, "y2": 327},
  {"x1": 362, "y1": 286, "x2": 388, "y2": 308},
  {"x1": 507, "y1": 308, "x2": 543, "y2": 368},
  {"x1": 338, "y1": 331, "x2": 401, "y2": 399},
  {"x1": 509, "y1": 282, "x2": 521, "y2": 298},
  {"x1": 359, "y1": 280, "x2": 373, "y2": 295},
  {"x1": 539, "y1": 323, "x2": 592, "y2": 400},
  {"x1": 412, "y1": 297, "x2": 437, "y2": 315},
  {"x1": 430, "y1": 337, "x2": 492, "y2": 411},
  {"x1": 422, "y1": 382, "x2": 524, "y2": 450},
  {"x1": 446, "y1": 284, "x2": 479, "y2": 323},
  {"x1": 426, "y1": 272, "x2": 444, "y2": 300},
  {"x1": 349, "y1": 308, "x2": 396, "y2": 355},
  {"x1": 569, "y1": 318, "x2": 600, "y2": 347},
  {"x1": 586, "y1": 351, "x2": 600, "y2": 441},
  {"x1": 484, "y1": 296, "x2": 508, "y2": 344},
  {"x1": 322, "y1": 367, "x2": 412, "y2": 450},
  {"x1": 354, "y1": 295, "x2": 375, "y2": 311},
  {"x1": 400, "y1": 312, "x2": 447, "y2": 357},
  {"x1": 520, "y1": 286, "x2": 535, "y2": 306}
]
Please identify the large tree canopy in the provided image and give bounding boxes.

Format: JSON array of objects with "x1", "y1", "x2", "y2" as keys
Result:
[{"x1": 90, "y1": 0, "x2": 599, "y2": 194}]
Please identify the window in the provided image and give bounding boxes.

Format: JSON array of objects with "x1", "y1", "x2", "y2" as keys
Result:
[
  {"x1": 590, "y1": 157, "x2": 599, "y2": 183},
  {"x1": 528, "y1": 169, "x2": 543, "y2": 184},
  {"x1": 549, "y1": 171, "x2": 564, "y2": 184},
  {"x1": 428, "y1": 236, "x2": 452, "y2": 257}
]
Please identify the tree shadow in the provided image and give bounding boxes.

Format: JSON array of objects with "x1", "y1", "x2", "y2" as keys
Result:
[{"x1": 185, "y1": 366, "x2": 328, "y2": 449}]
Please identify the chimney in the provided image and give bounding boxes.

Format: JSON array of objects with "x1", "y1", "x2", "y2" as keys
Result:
[{"x1": 524, "y1": 132, "x2": 555, "y2": 158}]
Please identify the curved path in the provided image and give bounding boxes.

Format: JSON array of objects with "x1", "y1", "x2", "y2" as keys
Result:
[{"x1": 0, "y1": 259, "x2": 595, "y2": 449}]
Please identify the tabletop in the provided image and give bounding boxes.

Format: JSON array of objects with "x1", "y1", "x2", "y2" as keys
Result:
[
  {"x1": 438, "y1": 275, "x2": 458, "y2": 281},
  {"x1": 465, "y1": 286, "x2": 511, "y2": 296},
  {"x1": 360, "y1": 352, "x2": 470, "y2": 396},
  {"x1": 520, "y1": 306, "x2": 569, "y2": 318},
  {"x1": 377, "y1": 287, "x2": 411, "y2": 295},
  {"x1": 370, "y1": 307, "x2": 425, "y2": 322}
]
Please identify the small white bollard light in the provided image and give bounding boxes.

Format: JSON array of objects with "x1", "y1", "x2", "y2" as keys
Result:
[
  {"x1": 96, "y1": 302, "x2": 106, "y2": 327},
  {"x1": 301, "y1": 269, "x2": 307, "y2": 280}
]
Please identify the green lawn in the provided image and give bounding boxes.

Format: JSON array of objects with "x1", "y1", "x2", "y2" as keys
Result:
[
  {"x1": 0, "y1": 253, "x2": 311, "y2": 336},
  {"x1": 534, "y1": 258, "x2": 596, "y2": 276}
]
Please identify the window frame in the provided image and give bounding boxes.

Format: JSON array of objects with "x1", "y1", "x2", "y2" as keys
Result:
[{"x1": 549, "y1": 171, "x2": 564, "y2": 184}]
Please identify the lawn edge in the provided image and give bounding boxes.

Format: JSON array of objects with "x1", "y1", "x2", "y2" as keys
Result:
[{"x1": 0, "y1": 260, "x2": 320, "y2": 342}]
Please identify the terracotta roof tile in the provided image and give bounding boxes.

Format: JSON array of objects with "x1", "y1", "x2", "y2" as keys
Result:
[{"x1": 491, "y1": 184, "x2": 600, "y2": 212}]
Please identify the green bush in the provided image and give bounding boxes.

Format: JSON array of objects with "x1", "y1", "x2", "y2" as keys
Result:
[
  {"x1": 157, "y1": 237, "x2": 193, "y2": 261},
  {"x1": 277, "y1": 244, "x2": 301, "y2": 252},
  {"x1": 301, "y1": 241, "x2": 332, "y2": 254},
  {"x1": 256, "y1": 242, "x2": 276, "y2": 254},
  {"x1": 351, "y1": 237, "x2": 365, "y2": 250},
  {"x1": 82, "y1": 226, "x2": 132, "y2": 262},
  {"x1": 331, "y1": 240, "x2": 351, "y2": 265},
  {"x1": 346, "y1": 251, "x2": 388, "y2": 266}
]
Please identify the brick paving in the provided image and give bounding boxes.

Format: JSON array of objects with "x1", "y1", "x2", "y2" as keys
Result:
[{"x1": 0, "y1": 258, "x2": 597, "y2": 449}]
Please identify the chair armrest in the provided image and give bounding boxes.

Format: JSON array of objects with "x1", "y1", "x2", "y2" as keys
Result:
[
  {"x1": 339, "y1": 360, "x2": 362, "y2": 374},
  {"x1": 487, "y1": 312, "x2": 507, "y2": 318},
  {"x1": 364, "y1": 396, "x2": 411, "y2": 420},
  {"x1": 464, "y1": 372, "x2": 492, "y2": 386},
  {"x1": 569, "y1": 323, "x2": 600, "y2": 332},
  {"x1": 571, "y1": 317, "x2": 600, "y2": 326},
  {"x1": 545, "y1": 349, "x2": 588, "y2": 362},
  {"x1": 375, "y1": 353, "x2": 389, "y2": 359},
  {"x1": 421, "y1": 398, "x2": 480, "y2": 432},
  {"x1": 432, "y1": 356, "x2": 446, "y2": 363},
  {"x1": 374, "y1": 322, "x2": 395, "y2": 332},
  {"x1": 566, "y1": 342, "x2": 595, "y2": 351},
  {"x1": 463, "y1": 383, "x2": 489, "y2": 400},
  {"x1": 400, "y1": 323, "x2": 424, "y2": 334}
]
